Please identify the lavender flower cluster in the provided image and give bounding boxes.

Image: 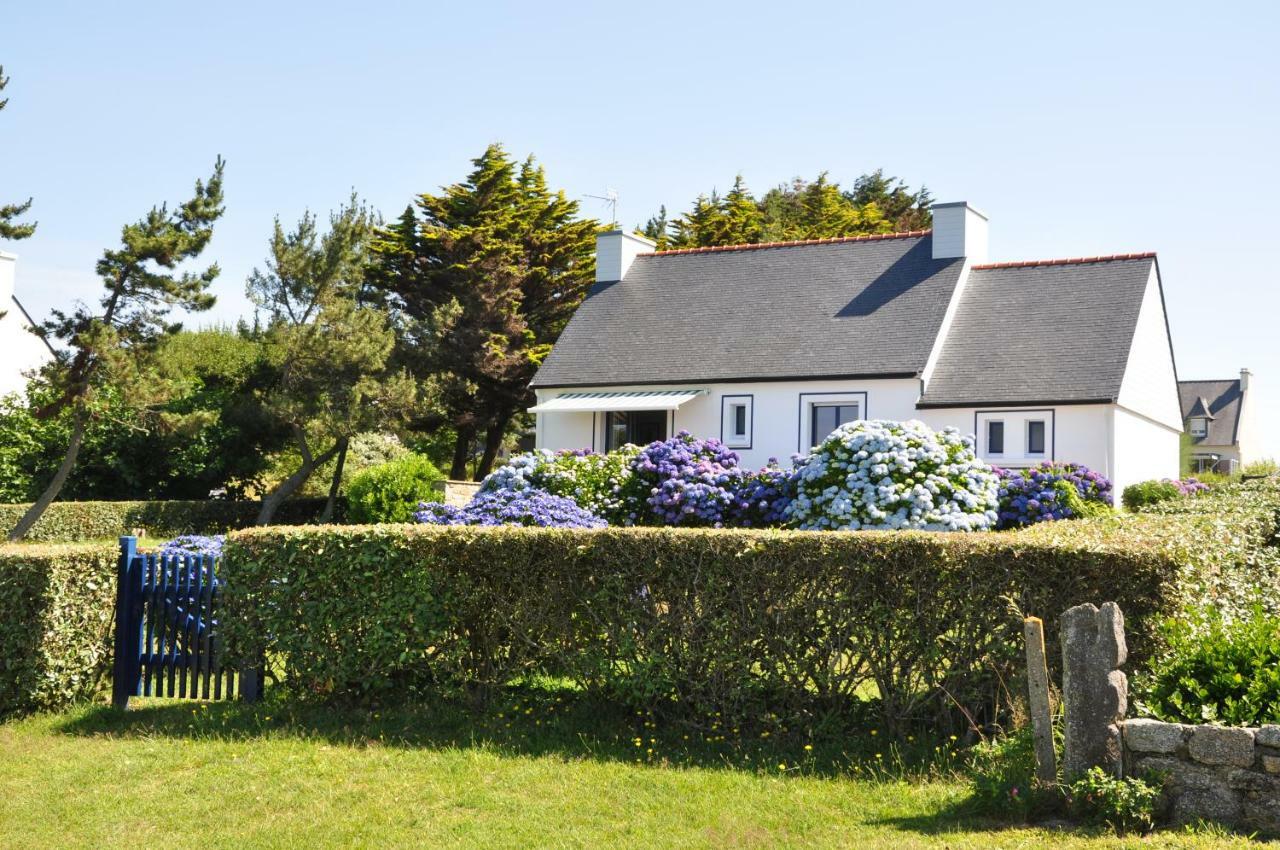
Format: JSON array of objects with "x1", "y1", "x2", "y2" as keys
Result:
[
  {"x1": 995, "y1": 462, "x2": 1113, "y2": 528},
  {"x1": 1168, "y1": 477, "x2": 1210, "y2": 497},
  {"x1": 157, "y1": 534, "x2": 225, "y2": 559},
  {"x1": 414, "y1": 488, "x2": 606, "y2": 529},
  {"x1": 627, "y1": 431, "x2": 754, "y2": 527}
]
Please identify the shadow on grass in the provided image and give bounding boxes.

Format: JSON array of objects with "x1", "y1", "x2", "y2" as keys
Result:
[{"x1": 53, "y1": 681, "x2": 968, "y2": 783}]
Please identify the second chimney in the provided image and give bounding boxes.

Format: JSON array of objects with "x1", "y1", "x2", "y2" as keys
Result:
[
  {"x1": 931, "y1": 202, "x2": 989, "y2": 262},
  {"x1": 596, "y1": 230, "x2": 655, "y2": 284}
]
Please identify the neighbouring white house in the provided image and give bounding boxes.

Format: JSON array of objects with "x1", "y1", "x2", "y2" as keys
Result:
[
  {"x1": 1178, "y1": 370, "x2": 1258, "y2": 474},
  {"x1": 0, "y1": 252, "x2": 53, "y2": 397},
  {"x1": 528, "y1": 202, "x2": 1183, "y2": 499}
]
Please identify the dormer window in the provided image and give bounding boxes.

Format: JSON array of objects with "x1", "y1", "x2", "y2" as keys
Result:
[{"x1": 1189, "y1": 417, "x2": 1208, "y2": 437}]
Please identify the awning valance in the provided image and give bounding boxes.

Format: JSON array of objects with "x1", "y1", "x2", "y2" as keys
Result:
[{"x1": 529, "y1": 389, "x2": 707, "y2": 414}]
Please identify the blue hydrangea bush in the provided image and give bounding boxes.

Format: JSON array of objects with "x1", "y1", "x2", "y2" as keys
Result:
[
  {"x1": 996, "y1": 462, "x2": 1113, "y2": 529},
  {"x1": 479, "y1": 447, "x2": 639, "y2": 524},
  {"x1": 626, "y1": 431, "x2": 752, "y2": 527},
  {"x1": 415, "y1": 488, "x2": 606, "y2": 529},
  {"x1": 157, "y1": 534, "x2": 225, "y2": 559},
  {"x1": 785, "y1": 419, "x2": 999, "y2": 531}
]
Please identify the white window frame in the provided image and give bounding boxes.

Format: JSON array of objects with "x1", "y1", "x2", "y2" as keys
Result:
[
  {"x1": 974, "y1": 409, "x2": 1055, "y2": 466},
  {"x1": 986, "y1": 419, "x2": 1005, "y2": 456},
  {"x1": 721, "y1": 395, "x2": 753, "y2": 449},
  {"x1": 1026, "y1": 419, "x2": 1047, "y2": 456},
  {"x1": 798, "y1": 391, "x2": 868, "y2": 452},
  {"x1": 1189, "y1": 417, "x2": 1208, "y2": 437}
]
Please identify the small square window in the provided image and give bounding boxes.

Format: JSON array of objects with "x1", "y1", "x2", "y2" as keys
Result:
[
  {"x1": 1189, "y1": 418, "x2": 1208, "y2": 437},
  {"x1": 722, "y1": 396, "x2": 753, "y2": 448},
  {"x1": 732, "y1": 404, "x2": 748, "y2": 438},
  {"x1": 987, "y1": 420, "x2": 1004, "y2": 455},
  {"x1": 1027, "y1": 420, "x2": 1046, "y2": 455}
]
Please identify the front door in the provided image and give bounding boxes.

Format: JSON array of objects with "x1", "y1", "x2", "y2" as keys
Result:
[{"x1": 605, "y1": 410, "x2": 668, "y2": 450}]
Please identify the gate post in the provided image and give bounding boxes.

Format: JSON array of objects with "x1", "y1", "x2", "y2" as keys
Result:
[
  {"x1": 111, "y1": 536, "x2": 142, "y2": 710},
  {"x1": 1061, "y1": 601, "x2": 1128, "y2": 779}
]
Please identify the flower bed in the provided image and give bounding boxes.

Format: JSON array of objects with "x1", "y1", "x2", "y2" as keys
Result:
[{"x1": 995, "y1": 463, "x2": 1113, "y2": 529}]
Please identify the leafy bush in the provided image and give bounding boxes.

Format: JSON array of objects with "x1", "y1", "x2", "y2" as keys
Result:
[
  {"x1": 0, "y1": 498, "x2": 340, "y2": 542},
  {"x1": 967, "y1": 730, "x2": 1057, "y2": 821},
  {"x1": 0, "y1": 542, "x2": 118, "y2": 718},
  {"x1": 1066, "y1": 767, "x2": 1161, "y2": 835},
  {"x1": 786, "y1": 419, "x2": 998, "y2": 531},
  {"x1": 479, "y1": 447, "x2": 638, "y2": 523},
  {"x1": 346, "y1": 453, "x2": 444, "y2": 523},
  {"x1": 1135, "y1": 606, "x2": 1280, "y2": 726},
  {"x1": 1122, "y1": 478, "x2": 1209, "y2": 512},
  {"x1": 218, "y1": 488, "x2": 1272, "y2": 728},
  {"x1": 415, "y1": 488, "x2": 606, "y2": 528},
  {"x1": 996, "y1": 462, "x2": 1113, "y2": 529}
]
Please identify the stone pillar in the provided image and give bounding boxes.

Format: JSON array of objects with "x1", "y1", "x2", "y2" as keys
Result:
[
  {"x1": 1023, "y1": 616, "x2": 1058, "y2": 784},
  {"x1": 1061, "y1": 601, "x2": 1128, "y2": 779}
]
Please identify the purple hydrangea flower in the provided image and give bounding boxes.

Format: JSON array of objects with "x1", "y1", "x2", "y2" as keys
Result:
[
  {"x1": 995, "y1": 462, "x2": 1113, "y2": 528},
  {"x1": 414, "y1": 488, "x2": 606, "y2": 529},
  {"x1": 158, "y1": 534, "x2": 224, "y2": 559}
]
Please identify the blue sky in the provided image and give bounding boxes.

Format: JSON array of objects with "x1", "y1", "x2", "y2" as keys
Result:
[{"x1": 2, "y1": 1, "x2": 1278, "y2": 457}]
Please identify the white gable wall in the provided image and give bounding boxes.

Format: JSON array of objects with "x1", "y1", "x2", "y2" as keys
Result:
[
  {"x1": 1117, "y1": 264, "x2": 1182, "y2": 431},
  {"x1": 0, "y1": 253, "x2": 52, "y2": 397},
  {"x1": 1110, "y1": 406, "x2": 1181, "y2": 496}
]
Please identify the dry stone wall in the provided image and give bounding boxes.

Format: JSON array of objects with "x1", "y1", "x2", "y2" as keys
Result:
[{"x1": 1123, "y1": 719, "x2": 1280, "y2": 832}]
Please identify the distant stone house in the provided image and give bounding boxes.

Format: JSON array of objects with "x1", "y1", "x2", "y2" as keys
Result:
[
  {"x1": 1178, "y1": 370, "x2": 1257, "y2": 474},
  {"x1": 528, "y1": 201, "x2": 1184, "y2": 498},
  {"x1": 0, "y1": 252, "x2": 54, "y2": 396}
]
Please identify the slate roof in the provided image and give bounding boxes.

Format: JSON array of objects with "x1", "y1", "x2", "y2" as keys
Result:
[
  {"x1": 917, "y1": 256, "x2": 1158, "y2": 407},
  {"x1": 1178, "y1": 379, "x2": 1242, "y2": 446},
  {"x1": 530, "y1": 234, "x2": 964, "y2": 388}
]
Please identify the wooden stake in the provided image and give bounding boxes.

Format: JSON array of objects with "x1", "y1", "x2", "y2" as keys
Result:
[{"x1": 1024, "y1": 616, "x2": 1057, "y2": 784}]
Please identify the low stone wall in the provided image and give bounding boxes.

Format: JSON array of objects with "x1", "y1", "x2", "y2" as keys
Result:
[
  {"x1": 433, "y1": 479, "x2": 480, "y2": 508},
  {"x1": 1123, "y1": 719, "x2": 1280, "y2": 832}
]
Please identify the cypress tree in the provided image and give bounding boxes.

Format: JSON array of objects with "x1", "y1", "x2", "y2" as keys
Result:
[{"x1": 0, "y1": 67, "x2": 35, "y2": 241}]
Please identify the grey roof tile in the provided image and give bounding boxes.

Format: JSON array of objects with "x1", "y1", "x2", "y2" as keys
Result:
[
  {"x1": 918, "y1": 258, "x2": 1156, "y2": 407},
  {"x1": 530, "y1": 235, "x2": 964, "y2": 388},
  {"x1": 1178, "y1": 379, "x2": 1241, "y2": 446}
]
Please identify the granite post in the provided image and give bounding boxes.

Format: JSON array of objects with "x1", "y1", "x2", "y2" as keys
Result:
[{"x1": 1061, "y1": 601, "x2": 1127, "y2": 779}]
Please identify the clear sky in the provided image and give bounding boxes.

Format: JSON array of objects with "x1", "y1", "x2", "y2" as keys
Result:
[{"x1": 3, "y1": 1, "x2": 1278, "y2": 457}]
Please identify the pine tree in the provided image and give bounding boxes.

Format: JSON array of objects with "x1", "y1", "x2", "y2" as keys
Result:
[
  {"x1": 0, "y1": 67, "x2": 35, "y2": 241},
  {"x1": 720, "y1": 175, "x2": 764, "y2": 245},
  {"x1": 368, "y1": 144, "x2": 598, "y2": 479},
  {"x1": 641, "y1": 205, "x2": 670, "y2": 250},
  {"x1": 247, "y1": 196, "x2": 415, "y2": 524},
  {"x1": 7, "y1": 160, "x2": 225, "y2": 540}
]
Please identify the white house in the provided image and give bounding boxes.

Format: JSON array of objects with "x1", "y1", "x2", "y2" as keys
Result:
[
  {"x1": 528, "y1": 202, "x2": 1183, "y2": 499},
  {"x1": 0, "y1": 252, "x2": 53, "y2": 396},
  {"x1": 1178, "y1": 370, "x2": 1257, "y2": 474}
]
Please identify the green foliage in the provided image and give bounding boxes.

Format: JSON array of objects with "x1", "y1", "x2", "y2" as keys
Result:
[
  {"x1": 346, "y1": 454, "x2": 444, "y2": 523},
  {"x1": 1135, "y1": 605, "x2": 1280, "y2": 726},
  {"x1": 1066, "y1": 767, "x2": 1161, "y2": 835},
  {"x1": 367, "y1": 144, "x2": 599, "y2": 479},
  {"x1": 651, "y1": 169, "x2": 932, "y2": 249},
  {"x1": 0, "y1": 498, "x2": 338, "y2": 542},
  {"x1": 967, "y1": 730, "x2": 1056, "y2": 821},
  {"x1": 218, "y1": 488, "x2": 1276, "y2": 731},
  {"x1": 0, "y1": 66, "x2": 36, "y2": 241},
  {"x1": 0, "y1": 542, "x2": 117, "y2": 717},
  {"x1": 1243, "y1": 459, "x2": 1279, "y2": 477},
  {"x1": 1122, "y1": 480, "x2": 1183, "y2": 511},
  {"x1": 1052, "y1": 479, "x2": 1114, "y2": 519}
]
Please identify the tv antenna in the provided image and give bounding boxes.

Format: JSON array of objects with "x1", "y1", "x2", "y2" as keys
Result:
[{"x1": 584, "y1": 188, "x2": 619, "y2": 224}]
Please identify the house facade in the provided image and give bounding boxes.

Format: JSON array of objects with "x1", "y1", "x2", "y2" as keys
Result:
[
  {"x1": 529, "y1": 202, "x2": 1183, "y2": 499},
  {"x1": 1178, "y1": 371, "x2": 1256, "y2": 474},
  {"x1": 0, "y1": 252, "x2": 53, "y2": 397}
]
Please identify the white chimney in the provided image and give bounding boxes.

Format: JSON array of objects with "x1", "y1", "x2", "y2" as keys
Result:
[
  {"x1": 0, "y1": 252, "x2": 15, "y2": 305},
  {"x1": 930, "y1": 202, "x2": 989, "y2": 262},
  {"x1": 596, "y1": 229, "x2": 655, "y2": 284},
  {"x1": 1241, "y1": 368, "x2": 1252, "y2": 393}
]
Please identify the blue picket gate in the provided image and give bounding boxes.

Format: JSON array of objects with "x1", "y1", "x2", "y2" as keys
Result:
[{"x1": 112, "y1": 536, "x2": 261, "y2": 709}]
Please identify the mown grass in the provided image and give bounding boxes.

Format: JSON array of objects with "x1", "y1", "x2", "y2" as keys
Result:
[{"x1": 0, "y1": 686, "x2": 1260, "y2": 849}]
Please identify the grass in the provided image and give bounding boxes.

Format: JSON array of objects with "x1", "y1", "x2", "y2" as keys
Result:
[{"x1": 0, "y1": 687, "x2": 1260, "y2": 849}]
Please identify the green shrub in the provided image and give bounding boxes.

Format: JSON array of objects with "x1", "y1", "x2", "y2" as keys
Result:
[
  {"x1": 346, "y1": 454, "x2": 444, "y2": 523},
  {"x1": 1122, "y1": 480, "x2": 1183, "y2": 511},
  {"x1": 0, "y1": 498, "x2": 340, "y2": 542},
  {"x1": 1066, "y1": 767, "x2": 1161, "y2": 835},
  {"x1": 220, "y1": 480, "x2": 1280, "y2": 729},
  {"x1": 1135, "y1": 605, "x2": 1280, "y2": 726},
  {"x1": 967, "y1": 730, "x2": 1058, "y2": 821},
  {"x1": 0, "y1": 542, "x2": 118, "y2": 718}
]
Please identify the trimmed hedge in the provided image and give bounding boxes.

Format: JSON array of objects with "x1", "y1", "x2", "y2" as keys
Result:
[
  {"x1": 0, "y1": 497, "x2": 343, "y2": 542},
  {"x1": 0, "y1": 542, "x2": 118, "y2": 718},
  {"x1": 220, "y1": 480, "x2": 1280, "y2": 733}
]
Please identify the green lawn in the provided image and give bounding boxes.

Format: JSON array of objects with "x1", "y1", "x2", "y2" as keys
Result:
[{"x1": 0, "y1": 697, "x2": 1257, "y2": 849}]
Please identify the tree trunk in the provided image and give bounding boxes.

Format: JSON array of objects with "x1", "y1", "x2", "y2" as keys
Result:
[
  {"x1": 257, "y1": 439, "x2": 342, "y2": 526},
  {"x1": 476, "y1": 412, "x2": 514, "y2": 480},
  {"x1": 8, "y1": 409, "x2": 90, "y2": 541},
  {"x1": 320, "y1": 437, "x2": 350, "y2": 523},
  {"x1": 449, "y1": 424, "x2": 476, "y2": 481}
]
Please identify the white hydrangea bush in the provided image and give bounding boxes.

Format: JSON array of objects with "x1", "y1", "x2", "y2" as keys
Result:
[
  {"x1": 479, "y1": 447, "x2": 638, "y2": 522},
  {"x1": 785, "y1": 419, "x2": 999, "y2": 532}
]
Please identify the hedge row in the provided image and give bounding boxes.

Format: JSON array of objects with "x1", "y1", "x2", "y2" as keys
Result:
[
  {"x1": 0, "y1": 497, "x2": 344, "y2": 542},
  {"x1": 0, "y1": 542, "x2": 118, "y2": 718},
  {"x1": 219, "y1": 480, "x2": 1280, "y2": 734}
]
